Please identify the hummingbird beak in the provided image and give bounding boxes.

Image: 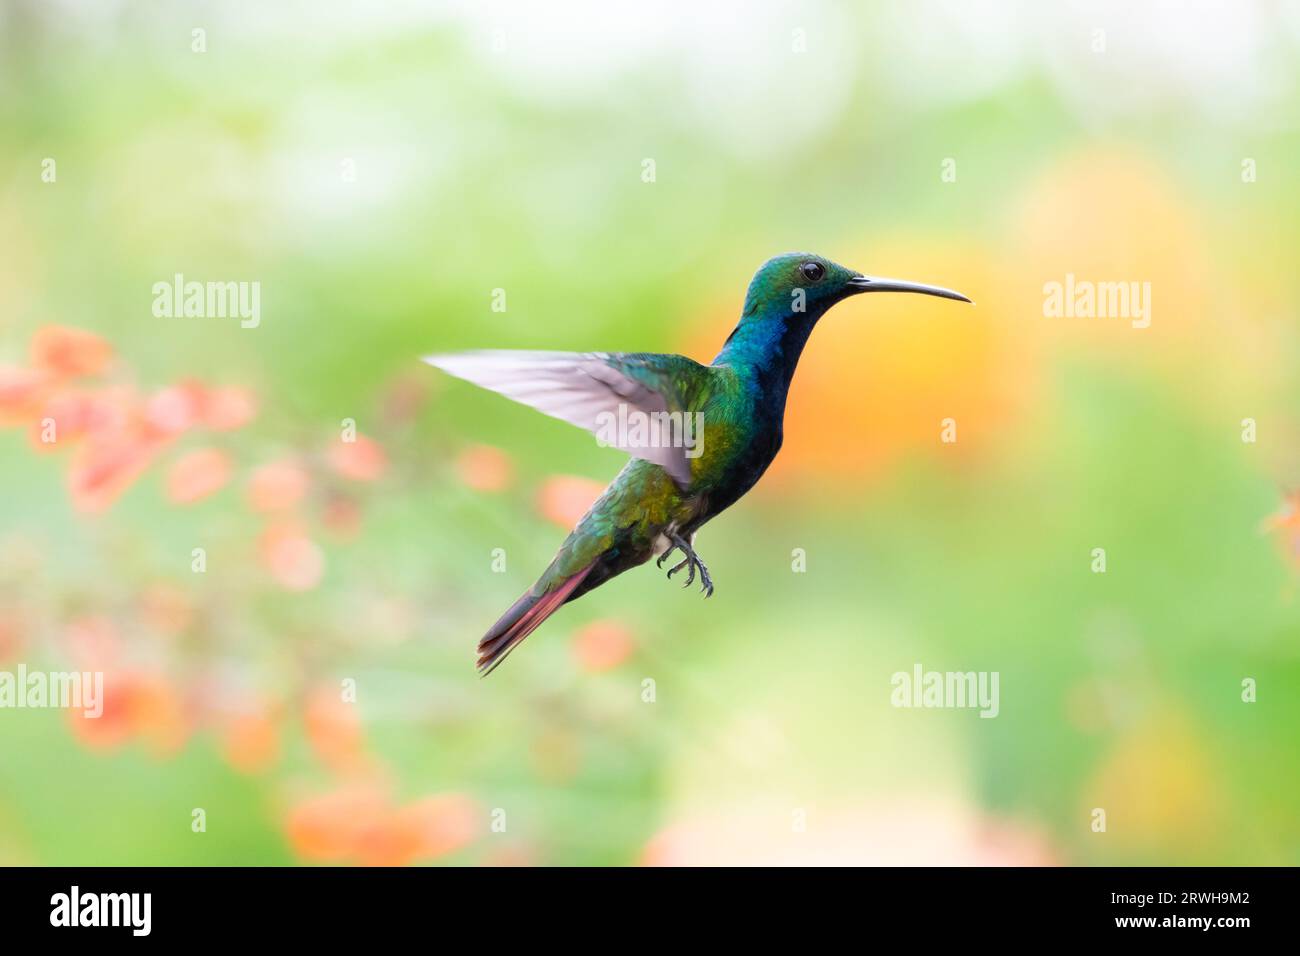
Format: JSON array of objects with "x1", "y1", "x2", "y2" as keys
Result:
[{"x1": 847, "y1": 274, "x2": 973, "y2": 304}]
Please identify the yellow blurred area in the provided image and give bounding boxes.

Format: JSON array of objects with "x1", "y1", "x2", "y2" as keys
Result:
[{"x1": 1085, "y1": 704, "x2": 1234, "y2": 860}]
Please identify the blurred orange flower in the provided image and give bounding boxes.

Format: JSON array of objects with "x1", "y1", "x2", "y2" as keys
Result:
[
  {"x1": 571, "y1": 619, "x2": 635, "y2": 672},
  {"x1": 143, "y1": 384, "x2": 202, "y2": 436},
  {"x1": 5, "y1": 327, "x2": 260, "y2": 512},
  {"x1": 536, "y1": 475, "x2": 604, "y2": 528},
  {"x1": 247, "y1": 459, "x2": 310, "y2": 512},
  {"x1": 357, "y1": 794, "x2": 480, "y2": 867},
  {"x1": 66, "y1": 670, "x2": 190, "y2": 758},
  {"x1": 165, "y1": 447, "x2": 233, "y2": 504},
  {"x1": 143, "y1": 382, "x2": 258, "y2": 435},
  {"x1": 200, "y1": 385, "x2": 258, "y2": 431},
  {"x1": 30, "y1": 326, "x2": 113, "y2": 379},
  {"x1": 219, "y1": 709, "x2": 282, "y2": 775},
  {"x1": 0, "y1": 617, "x2": 25, "y2": 664},
  {"x1": 1262, "y1": 490, "x2": 1300, "y2": 568},
  {"x1": 127, "y1": 673, "x2": 191, "y2": 756},
  {"x1": 455, "y1": 444, "x2": 513, "y2": 492},
  {"x1": 328, "y1": 434, "x2": 387, "y2": 482},
  {"x1": 259, "y1": 523, "x2": 325, "y2": 591},
  {"x1": 28, "y1": 388, "x2": 126, "y2": 452},
  {"x1": 286, "y1": 785, "x2": 478, "y2": 866},
  {"x1": 0, "y1": 365, "x2": 52, "y2": 426},
  {"x1": 303, "y1": 684, "x2": 367, "y2": 774},
  {"x1": 67, "y1": 428, "x2": 166, "y2": 513},
  {"x1": 285, "y1": 782, "x2": 391, "y2": 862},
  {"x1": 67, "y1": 679, "x2": 134, "y2": 752}
]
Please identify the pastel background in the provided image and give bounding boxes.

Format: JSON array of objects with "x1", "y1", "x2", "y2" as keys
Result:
[{"x1": 1, "y1": 0, "x2": 1298, "y2": 865}]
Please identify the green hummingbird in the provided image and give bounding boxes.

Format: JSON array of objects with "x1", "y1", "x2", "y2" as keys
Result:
[{"x1": 426, "y1": 253, "x2": 971, "y2": 675}]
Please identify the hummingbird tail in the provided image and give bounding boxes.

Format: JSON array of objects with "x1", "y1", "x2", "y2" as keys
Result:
[{"x1": 476, "y1": 561, "x2": 597, "y2": 677}]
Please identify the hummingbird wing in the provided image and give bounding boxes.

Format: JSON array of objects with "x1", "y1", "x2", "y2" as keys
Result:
[{"x1": 423, "y1": 350, "x2": 708, "y2": 486}]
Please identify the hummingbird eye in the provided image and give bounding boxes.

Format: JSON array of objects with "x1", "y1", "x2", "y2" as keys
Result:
[{"x1": 800, "y1": 261, "x2": 825, "y2": 282}]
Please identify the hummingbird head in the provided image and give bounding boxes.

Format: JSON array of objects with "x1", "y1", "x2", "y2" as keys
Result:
[
  {"x1": 742, "y1": 252, "x2": 972, "y2": 320},
  {"x1": 716, "y1": 252, "x2": 972, "y2": 373}
]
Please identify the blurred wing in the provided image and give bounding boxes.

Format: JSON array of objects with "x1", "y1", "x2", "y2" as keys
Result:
[{"x1": 423, "y1": 350, "x2": 708, "y2": 486}]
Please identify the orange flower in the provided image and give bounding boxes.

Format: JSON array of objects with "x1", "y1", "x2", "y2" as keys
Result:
[
  {"x1": 536, "y1": 475, "x2": 604, "y2": 528},
  {"x1": 30, "y1": 326, "x2": 113, "y2": 379},
  {"x1": 0, "y1": 617, "x2": 25, "y2": 664},
  {"x1": 143, "y1": 384, "x2": 202, "y2": 436},
  {"x1": 1262, "y1": 490, "x2": 1300, "y2": 569},
  {"x1": 356, "y1": 794, "x2": 480, "y2": 867},
  {"x1": 201, "y1": 385, "x2": 257, "y2": 431},
  {"x1": 0, "y1": 365, "x2": 52, "y2": 426},
  {"x1": 67, "y1": 677, "x2": 133, "y2": 752},
  {"x1": 395, "y1": 794, "x2": 479, "y2": 859},
  {"x1": 67, "y1": 428, "x2": 166, "y2": 513},
  {"x1": 219, "y1": 709, "x2": 282, "y2": 775},
  {"x1": 571, "y1": 619, "x2": 635, "y2": 672},
  {"x1": 143, "y1": 382, "x2": 258, "y2": 435},
  {"x1": 285, "y1": 782, "x2": 391, "y2": 862},
  {"x1": 259, "y1": 524, "x2": 326, "y2": 591},
  {"x1": 328, "y1": 433, "x2": 388, "y2": 482},
  {"x1": 1263, "y1": 490, "x2": 1300, "y2": 532},
  {"x1": 303, "y1": 684, "x2": 366, "y2": 774},
  {"x1": 66, "y1": 669, "x2": 190, "y2": 758},
  {"x1": 455, "y1": 444, "x2": 513, "y2": 492},
  {"x1": 247, "y1": 459, "x2": 309, "y2": 512},
  {"x1": 27, "y1": 388, "x2": 125, "y2": 452},
  {"x1": 165, "y1": 447, "x2": 233, "y2": 504},
  {"x1": 127, "y1": 673, "x2": 190, "y2": 756}
]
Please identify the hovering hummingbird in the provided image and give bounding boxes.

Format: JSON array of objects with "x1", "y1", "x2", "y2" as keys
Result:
[{"x1": 426, "y1": 253, "x2": 971, "y2": 675}]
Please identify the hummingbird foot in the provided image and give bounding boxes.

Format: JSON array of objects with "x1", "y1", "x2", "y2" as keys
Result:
[{"x1": 664, "y1": 532, "x2": 714, "y2": 597}]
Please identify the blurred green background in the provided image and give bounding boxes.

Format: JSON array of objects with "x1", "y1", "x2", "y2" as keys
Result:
[{"x1": 2, "y1": 0, "x2": 1299, "y2": 865}]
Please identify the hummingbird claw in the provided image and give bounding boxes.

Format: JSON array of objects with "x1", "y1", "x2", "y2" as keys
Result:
[{"x1": 663, "y1": 531, "x2": 712, "y2": 597}]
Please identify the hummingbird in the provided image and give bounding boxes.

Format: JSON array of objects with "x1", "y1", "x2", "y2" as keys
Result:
[{"x1": 426, "y1": 253, "x2": 971, "y2": 675}]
